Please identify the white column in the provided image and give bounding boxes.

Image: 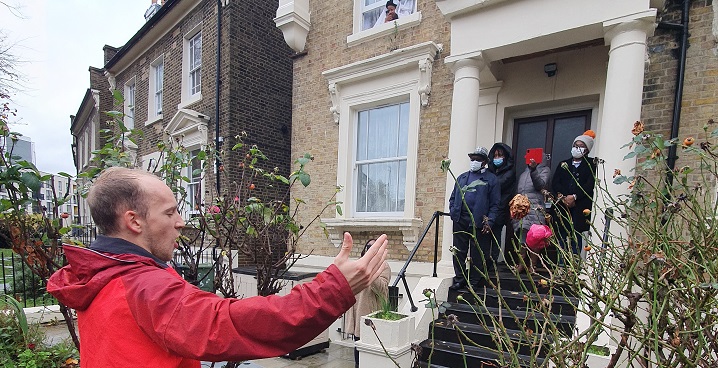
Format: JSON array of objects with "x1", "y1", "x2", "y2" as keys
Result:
[
  {"x1": 595, "y1": 18, "x2": 655, "y2": 220},
  {"x1": 593, "y1": 16, "x2": 655, "y2": 357},
  {"x1": 439, "y1": 57, "x2": 483, "y2": 271}
]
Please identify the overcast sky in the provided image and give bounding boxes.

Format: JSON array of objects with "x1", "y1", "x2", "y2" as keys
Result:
[{"x1": 3, "y1": 1, "x2": 151, "y2": 175}]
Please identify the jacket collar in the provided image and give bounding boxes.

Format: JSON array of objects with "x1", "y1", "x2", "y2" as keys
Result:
[{"x1": 90, "y1": 235, "x2": 169, "y2": 268}]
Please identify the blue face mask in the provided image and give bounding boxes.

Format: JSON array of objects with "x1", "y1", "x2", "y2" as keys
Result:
[{"x1": 493, "y1": 158, "x2": 504, "y2": 167}]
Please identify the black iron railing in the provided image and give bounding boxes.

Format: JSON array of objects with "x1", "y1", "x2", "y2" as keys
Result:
[{"x1": 390, "y1": 210, "x2": 449, "y2": 312}]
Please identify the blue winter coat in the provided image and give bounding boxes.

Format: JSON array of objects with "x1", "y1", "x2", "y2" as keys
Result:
[{"x1": 449, "y1": 169, "x2": 501, "y2": 228}]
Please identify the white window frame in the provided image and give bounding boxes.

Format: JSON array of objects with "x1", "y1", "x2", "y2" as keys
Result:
[
  {"x1": 185, "y1": 149, "x2": 203, "y2": 218},
  {"x1": 148, "y1": 55, "x2": 164, "y2": 125},
  {"x1": 320, "y1": 42, "x2": 439, "y2": 248},
  {"x1": 124, "y1": 77, "x2": 136, "y2": 129},
  {"x1": 353, "y1": 101, "x2": 410, "y2": 216},
  {"x1": 349, "y1": 0, "x2": 421, "y2": 47},
  {"x1": 180, "y1": 24, "x2": 203, "y2": 108}
]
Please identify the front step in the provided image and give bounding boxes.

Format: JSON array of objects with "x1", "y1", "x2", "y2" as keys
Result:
[
  {"x1": 449, "y1": 286, "x2": 580, "y2": 316},
  {"x1": 418, "y1": 339, "x2": 545, "y2": 368},
  {"x1": 430, "y1": 318, "x2": 554, "y2": 357},
  {"x1": 442, "y1": 301, "x2": 576, "y2": 336}
]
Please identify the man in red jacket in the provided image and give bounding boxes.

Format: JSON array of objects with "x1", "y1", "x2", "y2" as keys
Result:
[{"x1": 47, "y1": 167, "x2": 388, "y2": 367}]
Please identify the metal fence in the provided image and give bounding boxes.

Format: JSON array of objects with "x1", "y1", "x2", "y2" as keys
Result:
[
  {"x1": 0, "y1": 226, "x2": 96, "y2": 309},
  {"x1": 0, "y1": 247, "x2": 64, "y2": 308}
]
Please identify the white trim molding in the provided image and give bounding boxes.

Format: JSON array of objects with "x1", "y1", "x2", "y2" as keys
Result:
[
  {"x1": 320, "y1": 42, "x2": 440, "y2": 249},
  {"x1": 165, "y1": 108, "x2": 210, "y2": 148},
  {"x1": 323, "y1": 41, "x2": 441, "y2": 124},
  {"x1": 274, "y1": 0, "x2": 311, "y2": 53}
]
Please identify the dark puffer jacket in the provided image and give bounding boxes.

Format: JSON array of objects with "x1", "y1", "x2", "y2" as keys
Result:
[{"x1": 489, "y1": 143, "x2": 516, "y2": 228}]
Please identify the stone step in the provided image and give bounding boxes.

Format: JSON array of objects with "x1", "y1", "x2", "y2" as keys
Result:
[
  {"x1": 418, "y1": 339, "x2": 545, "y2": 368},
  {"x1": 449, "y1": 285, "x2": 579, "y2": 316},
  {"x1": 441, "y1": 301, "x2": 576, "y2": 336},
  {"x1": 430, "y1": 318, "x2": 554, "y2": 357}
]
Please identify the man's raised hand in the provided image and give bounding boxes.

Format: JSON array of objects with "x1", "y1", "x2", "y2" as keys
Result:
[{"x1": 333, "y1": 232, "x2": 388, "y2": 295}]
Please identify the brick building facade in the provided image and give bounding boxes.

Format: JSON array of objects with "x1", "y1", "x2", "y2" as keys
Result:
[
  {"x1": 643, "y1": 0, "x2": 718, "y2": 194},
  {"x1": 71, "y1": 0, "x2": 293, "y2": 224}
]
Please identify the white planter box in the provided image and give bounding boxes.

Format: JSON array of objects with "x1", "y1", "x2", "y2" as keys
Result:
[
  {"x1": 357, "y1": 311, "x2": 416, "y2": 368},
  {"x1": 359, "y1": 312, "x2": 415, "y2": 349}
]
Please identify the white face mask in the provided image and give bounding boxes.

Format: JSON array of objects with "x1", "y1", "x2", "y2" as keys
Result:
[
  {"x1": 571, "y1": 147, "x2": 586, "y2": 159},
  {"x1": 469, "y1": 160, "x2": 483, "y2": 172}
]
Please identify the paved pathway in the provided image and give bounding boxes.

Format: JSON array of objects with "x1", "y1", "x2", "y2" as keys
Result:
[{"x1": 39, "y1": 317, "x2": 355, "y2": 368}]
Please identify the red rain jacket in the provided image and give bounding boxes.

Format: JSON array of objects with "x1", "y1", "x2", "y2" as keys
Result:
[{"x1": 47, "y1": 238, "x2": 355, "y2": 367}]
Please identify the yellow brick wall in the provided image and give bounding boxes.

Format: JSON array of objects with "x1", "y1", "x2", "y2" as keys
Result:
[{"x1": 290, "y1": 1, "x2": 453, "y2": 261}]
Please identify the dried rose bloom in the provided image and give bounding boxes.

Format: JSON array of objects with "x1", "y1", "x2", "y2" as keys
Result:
[
  {"x1": 632, "y1": 120, "x2": 644, "y2": 136},
  {"x1": 509, "y1": 194, "x2": 531, "y2": 219}
]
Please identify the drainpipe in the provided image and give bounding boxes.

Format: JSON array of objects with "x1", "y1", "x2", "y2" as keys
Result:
[
  {"x1": 658, "y1": 0, "x2": 690, "y2": 187},
  {"x1": 215, "y1": 0, "x2": 223, "y2": 194}
]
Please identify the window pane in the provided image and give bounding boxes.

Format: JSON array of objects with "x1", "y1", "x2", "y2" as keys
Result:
[
  {"x1": 191, "y1": 70, "x2": 201, "y2": 95},
  {"x1": 515, "y1": 120, "x2": 547, "y2": 177},
  {"x1": 551, "y1": 116, "x2": 588, "y2": 174},
  {"x1": 362, "y1": 8, "x2": 382, "y2": 31},
  {"x1": 396, "y1": 0, "x2": 416, "y2": 17},
  {"x1": 355, "y1": 102, "x2": 409, "y2": 214},
  {"x1": 365, "y1": 104, "x2": 399, "y2": 160},
  {"x1": 188, "y1": 150, "x2": 202, "y2": 212},
  {"x1": 357, "y1": 111, "x2": 368, "y2": 161},
  {"x1": 358, "y1": 161, "x2": 406, "y2": 213},
  {"x1": 357, "y1": 164, "x2": 369, "y2": 212},
  {"x1": 398, "y1": 102, "x2": 409, "y2": 156}
]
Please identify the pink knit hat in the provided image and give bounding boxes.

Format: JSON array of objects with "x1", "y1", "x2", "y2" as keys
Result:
[{"x1": 525, "y1": 224, "x2": 552, "y2": 252}]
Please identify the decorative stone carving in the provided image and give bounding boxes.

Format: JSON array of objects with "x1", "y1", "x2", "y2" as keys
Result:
[
  {"x1": 418, "y1": 57, "x2": 433, "y2": 106},
  {"x1": 328, "y1": 83, "x2": 340, "y2": 124},
  {"x1": 274, "y1": 0, "x2": 311, "y2": 53}
]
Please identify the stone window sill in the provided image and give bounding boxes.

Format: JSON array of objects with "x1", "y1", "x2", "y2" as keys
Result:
[
  {"x1": 347, "y1": 12, "x2": 422, "y2": 48},
  {"x1": 321, "y1": 217, "x2": 423, "y2": 249}
]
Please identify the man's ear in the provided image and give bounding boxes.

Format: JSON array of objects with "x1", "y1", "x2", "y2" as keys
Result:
[{"x1": 121, "y1": 210, "x2": 143, "y2": 235}]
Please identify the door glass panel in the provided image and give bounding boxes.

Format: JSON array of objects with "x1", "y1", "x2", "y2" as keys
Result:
[
  {"x1": 551, "y1": 116, "x2": 588, "y2": 174},
  {"x1": 515, "y1": 120, "x2": 547, "y2": 179}
]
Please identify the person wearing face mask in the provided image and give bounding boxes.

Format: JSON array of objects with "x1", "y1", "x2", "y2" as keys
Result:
[
  {"x1": 448, "y1": 146, "x2": 501, "y2": 290},
  {"x1": 488, "y1": 143, "x2": 516, "y2": 264},
  {"x1": 551, "y1": 130, "x2": 597, "y2": 258}
]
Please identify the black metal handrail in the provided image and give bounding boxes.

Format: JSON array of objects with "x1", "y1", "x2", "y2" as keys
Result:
[{"x1": 390, "y1": 210, "x2": 449, "y2": 312}]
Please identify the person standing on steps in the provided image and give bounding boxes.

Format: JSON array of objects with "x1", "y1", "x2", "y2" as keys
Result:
[
  {"x1": 488, "y1": 143, "x2": 516, "y2": 266},
  {"x1": 448, "y1": 146, "x2": 500, "y2": 290},
  {"x1": 512, "y1": 155, "x2": 551, "y2": 273},
  {"x1": 551, "y1": 130, "x2": 598, "y2": 260}
]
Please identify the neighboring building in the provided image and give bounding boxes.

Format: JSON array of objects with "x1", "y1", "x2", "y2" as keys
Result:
[
  {"x1": 70, "y1": 0, "x2": 293, "y2": 222},
  {"x1": 0, "y1": 135, "x2": 37, "y2": 213},
  {"x1": 70, "y1": 67, "x2": 109, "y2": 227},
  {"x1": 3, "y1": 135, "x2": 36, "y2": 165},
  {"x1": 37, "y1": 172, "x2": 78, "y2": 227},
  {"x1": 274, "y1": 0, "x2": 716, "y2": 350}
]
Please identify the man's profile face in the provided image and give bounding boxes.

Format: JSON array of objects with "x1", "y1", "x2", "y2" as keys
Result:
[{"x1": 138, "y1": 177, "x2": 185, "y2": 262}]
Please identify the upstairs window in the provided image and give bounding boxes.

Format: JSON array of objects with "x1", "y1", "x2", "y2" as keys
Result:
[
  {"x1": 189, "y1": 32, "x2": 202, "y2": 96},
  {"x1": 124, "y1": 78, "x2": 136, "y2": 129},
  {"x1": 361, "y1": 0, "x2": 416, "y2": 31},
  {"x1": 149, "y1": 56, "x2": 164, "y2": 119}
]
